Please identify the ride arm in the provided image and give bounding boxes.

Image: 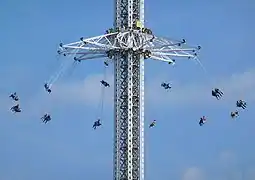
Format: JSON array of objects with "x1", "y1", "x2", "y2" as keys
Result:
[
  {"x1": 57, "y1": 32, "x2": 120, "y2": 61},
  {"x1": 143, "y1": 36, "x2": 201, "y2": 63}
]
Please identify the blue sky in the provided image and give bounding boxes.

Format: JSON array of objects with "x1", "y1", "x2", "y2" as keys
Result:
[{"x1": 0, "y1": 0, "x2": 255, "y2": 179}]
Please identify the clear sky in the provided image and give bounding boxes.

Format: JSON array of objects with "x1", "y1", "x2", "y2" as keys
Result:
[{"x1": 0, "y1": 0, "x2": 255, "y2": 180}]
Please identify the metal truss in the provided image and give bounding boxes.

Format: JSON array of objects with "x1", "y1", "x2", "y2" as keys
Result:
[
  {"x1": 58, "y1": 31, "x2": 200, "y2": 64},
  {"x1": 114, "y1": 1, "x2": 144, "y2": 180},
  {"x1": 57, "y1": 1, "x2": 200, "y2": 180}
]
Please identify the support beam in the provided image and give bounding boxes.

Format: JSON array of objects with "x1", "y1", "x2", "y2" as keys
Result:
[{"x1": 114, "y1": 0, "x2": 144, "y2": 180}]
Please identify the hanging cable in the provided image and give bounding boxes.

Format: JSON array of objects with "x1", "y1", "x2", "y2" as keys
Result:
[
  {"x1": 48, "y1": 60, "x2": 71, "y2": 87},
  {"x1": 95, "y1": 65, "x2": 107, "y2": 120},
  {"x1": 95, "y1": 60, "x2": 112, "y2": 121},
  {"x1": 192, "y1": 57, "x2": 215, "y2": 88},
  {"x1": 66, "y1": 61, "x2": 79, "y2": 78},
  {"x1": 191, "y1": 57, "x2": 226, "y2": 103},
  {"x1": 101, "y1": 64, "x2": 108, "y2": 115},
  {"x1": 194, "y1": 58, "x2": 208, "y2": 75},
  {"x1": 47, "y1": 47, "x2": 81, "y2": 88}
]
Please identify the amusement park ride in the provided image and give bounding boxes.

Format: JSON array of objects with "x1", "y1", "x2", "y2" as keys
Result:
[
  {"x1": 56, "y1": 0, "x2": 200, "y2": 180},
  {"x1": 7, "y1": 1, "x2": 249, "y2": 179}
]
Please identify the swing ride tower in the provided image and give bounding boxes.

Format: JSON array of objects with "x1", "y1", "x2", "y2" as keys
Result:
[{"x1": 57, "y1": 0, "x2": 201, "y2": 179}]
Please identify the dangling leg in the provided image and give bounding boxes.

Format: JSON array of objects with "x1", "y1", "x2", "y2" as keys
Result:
[
  {"x1": 199, "y1": 120, "x2": 203, "y2": 126},
  {"x1": 216, "y1": 94, "x2": 219, "y2": 100}
]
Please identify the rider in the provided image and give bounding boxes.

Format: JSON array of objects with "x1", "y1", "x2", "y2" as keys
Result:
[
  {"x1": 236, "y1": 100, "x2": 247, "y2": 109},
  {"x1": 168, "y1": 59, "x2": 176, "y2": 65},
  {"x1": 231, "y1": 111, "x2": 239, "y2": 118},
  {"x1": 215, "y1": 88, "x2": 223, "y2": 96},
  {"x1": 149, "y1": 120, "x2": 156, "y2": 128},
  {"x1": 10, "y1": 104, "x2": 21, "y2": 113},
  {"x1": 41, "y1": 113, "x2": 51, "y2": 124},
  {"x1": 44, "y1": 83, "x2": 52, "y2": 93},
  {"x1": 104, "y1": 61, "x2": 109, "y2": 67},
  {"x1": 199, "y1": 116, "x2": 206, "y2": 126},
  {"x1": 100, "y1": 80, "x2": 110, "y2": 87},
  {"x1": 161, "y1": 82, "x2": 171, "y2": 90},
  {"x1": 212, "y1": 88, "x2": 223, "y2": 100},
  {"x1": 74, "y1": 57, "x2": 81, "y2": 62},
  {"x1": 93, "y1": 119, "x2": 102, "y2": 129},
  {"x1": 9, "y1": 92, "x2": 19, "y2": 101}
]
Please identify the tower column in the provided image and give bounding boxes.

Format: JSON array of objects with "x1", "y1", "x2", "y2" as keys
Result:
[{"x1": 114, "y1": 0, "x2": 145, "y2": 180}]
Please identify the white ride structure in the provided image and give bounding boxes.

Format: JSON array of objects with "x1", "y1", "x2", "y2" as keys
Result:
[{"x1": 57, "y1": 0, "x2": 201, "y2": 180}]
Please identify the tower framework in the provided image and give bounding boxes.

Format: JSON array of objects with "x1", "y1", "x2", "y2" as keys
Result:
[{"x1": 57, "y1": 0, "x2": 200, "y2": 180}]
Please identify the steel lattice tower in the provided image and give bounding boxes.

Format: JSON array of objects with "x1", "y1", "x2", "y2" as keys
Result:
[{"x1": 57, "y1": 0, "x2": 200, "y2": 180}]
